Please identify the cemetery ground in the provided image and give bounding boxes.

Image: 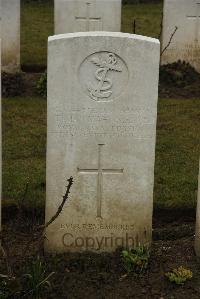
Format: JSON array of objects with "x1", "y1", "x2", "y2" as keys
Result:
[
  {"x1": 2, "y1": 64, "x2": 200, "y2": 296},
  {"x1": 1, "y1": 1, "x2": 200, "y2": 298}
]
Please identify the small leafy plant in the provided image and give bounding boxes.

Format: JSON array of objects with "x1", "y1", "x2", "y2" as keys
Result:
[
  {"x1": 165, "y1": 266, "x2": 193, "y2": 285},
  {"x1": 121, "y1": 245, "x2": 150, "y2": 274},
  {"x1": 23, "y1": 257, "x2": 54, "y2": 299},
  {"x1": 36, "y1": 71, "x2": 47, "y2": 98}
]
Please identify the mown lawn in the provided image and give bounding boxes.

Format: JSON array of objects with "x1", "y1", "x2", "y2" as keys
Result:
[
  {"x1": 2, "y1": 97, "x2": 200, "y2": 209},
  {"x1": 121, "y1": 3, "x2": 163, "y2": 38},
  {"x1": 155, "y1": 98, "x2": 200, "y2": 209},
  {"x1": 21, "y1": 1, "x2": 163, "y2": 67},
  {"x1": 21, "y1": 0, "x2": 54, "y2": 67},
  {"x1": 2, "y1": 97, "x2": 46, "y2": 208}
]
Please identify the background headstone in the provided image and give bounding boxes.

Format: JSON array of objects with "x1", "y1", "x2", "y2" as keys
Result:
[
  {"x1": 54, "y1": 0, "x2": 122, "y2": 34},
  {"x1": 195, "y1": 159, "x2": 200, "y2": 257},
  {"x1": 161, "y1": 0, "x2": 200, "y2": 72},
  {"x1": 46, "y1": 32, "x2": 160, "y2": 252},
  {"x1": 1, "y1": 0, "x2": 20, "y2": 72}
]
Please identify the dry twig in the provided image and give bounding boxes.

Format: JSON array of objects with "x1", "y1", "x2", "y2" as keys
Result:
[
  {"x1": 23, "y1": 176, "x2": 73, "y2": 255},
  {"x1": 132, "y1": 19, "x2": 136, "y2": 34},
  {"x1": 161, "y1": 26, "x2": 178, "y2": 56},
  {"x1": 44, "y1": 176, "x2": 73, "y2": 229},
  {"x1": 158, "y1": 12, "x2": 163, "y2": 40}
]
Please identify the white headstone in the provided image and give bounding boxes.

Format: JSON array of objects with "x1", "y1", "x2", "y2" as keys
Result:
[
  {"x1": 54, "y1": 0, "x2": 121, "y2": 34},
  {"x1": 195, "y1": 159, "x2": 200, "y2": 257},
  {"x1": 1, "y1": 0, "x2": 20, "y2": 72},
  {"x1": 162, "y1": 0, "x2": 200, "y2": 72},
  {"x1": 45, "y1": 32, "x2": 160, "y2": 253}
]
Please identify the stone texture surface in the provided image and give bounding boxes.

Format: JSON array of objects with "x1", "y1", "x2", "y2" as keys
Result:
[
  {"x1": 54, "y1": 0, "x2": 121, "y2": 34},
  {"x1": 1, "y1": 0, "x2": 20, "y2": 72},
  {"x1": 162, "y1": 0, "x2": 200, "y2": 72},
  {"x1": 46, "y1": 32, "x2": 160, "y2": 252},
  {"x1": 195, "y1": 160, "x2": 200, "y2": 257}
]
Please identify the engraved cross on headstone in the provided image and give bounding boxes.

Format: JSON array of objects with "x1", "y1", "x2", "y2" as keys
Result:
[
  {"x1": 77, "y1": 144, "x2": 124, "y2": 218},
  {"x1": 187, "y1": 2, "x2": 200, "y2": 42},
  {"x1": 75, "y1": 2, "x2": 101, "y2": 31}
]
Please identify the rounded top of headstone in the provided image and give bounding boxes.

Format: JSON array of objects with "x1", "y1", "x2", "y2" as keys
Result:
[{"x1": 48, "y1": 31, "x2": 160, "y2": 45}]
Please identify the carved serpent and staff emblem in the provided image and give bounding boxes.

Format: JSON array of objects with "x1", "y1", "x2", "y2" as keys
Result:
[
  {"x1": 88, "y1": 53, "x2": 122, "y2": 101},
  {"x1": 79, "y1": 51, "x2": 128, "y2": 101}
]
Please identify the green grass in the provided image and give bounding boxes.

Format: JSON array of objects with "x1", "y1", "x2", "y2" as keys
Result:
[
  {"x1": 155, "y1": 98, "x2": 200, "y2": 209},
  {"x1": 21, "y1": 2, "x2": 163, "y2": 67},
  {"x1": 2, "y1": 97, "x2": 46, "y2": 207},
  {"x1": 21, "y1": 0, "x2": 54, "y2": 66},
  {"x1": 2, "y1": 97, "x2": 200, "y2": 210},
  {"x1": 121, "y1": 3, "x2": 163, "y2": 38}
]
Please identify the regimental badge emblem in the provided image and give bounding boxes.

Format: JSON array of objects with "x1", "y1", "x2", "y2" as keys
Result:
[{"x1": 79, "y1": 51, "x2": 129, "y2": 102}]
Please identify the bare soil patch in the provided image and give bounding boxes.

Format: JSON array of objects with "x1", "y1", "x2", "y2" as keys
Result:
[
  {"x1": 159, "y1": 61, "x2": 200, "y2": 99},
  {"x1": 3, "y1": 61, "x2": 200, "y2": 99},
  {"x1": 1, "y1": 215, "x2": 200, "y2": 299}
]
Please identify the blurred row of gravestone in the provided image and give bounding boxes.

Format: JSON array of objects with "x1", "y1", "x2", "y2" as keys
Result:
[
  {"x1": 1, "y1": 0, "x2": 200, "y2": 73},
  {"x1": 0, "y1": 0, "x2": 199, "y2": 255}
]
